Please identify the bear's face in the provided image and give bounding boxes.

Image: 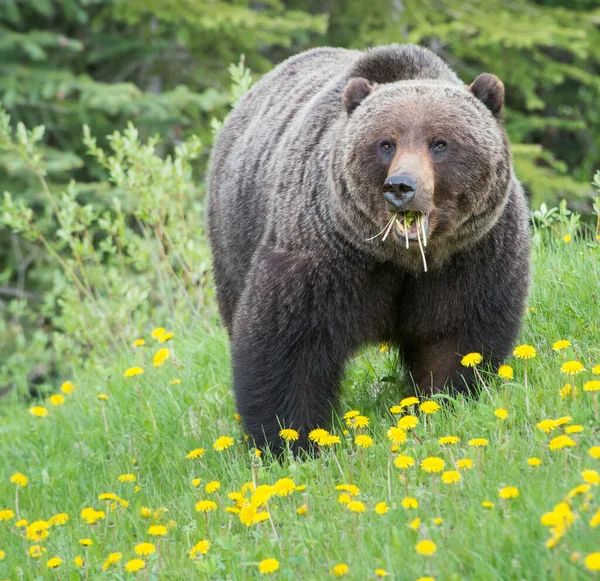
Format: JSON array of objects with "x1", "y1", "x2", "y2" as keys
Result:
[{"x1": 338, "y1": 75, "x2": 512, "y2": 270}]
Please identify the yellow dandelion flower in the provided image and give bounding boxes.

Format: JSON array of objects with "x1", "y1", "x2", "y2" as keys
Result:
[
  {"x1": 213, "y1": 436, "x2": 234, "y2": 451},
  {"x1": 189, "y1": 539, "x2": 210, "y2": 559},
  {"x1": 49, "y1": 394, "x2": 64, "y2": 406},
  {"x1": 205, "y1": 481, "x2": 220, "y2": 494},
  {"x1": 133, "y1": 338, "x2": 145, "y2": 347},
  {"x1": 568, "y1": 484, "x2": 590, "y2": 498},
  {"x1": 148, "y1": 525, "x2": 168, "y2": 536},
  {"x1": 15, "y1": 518, "x2": 28, "y2": 527},
  {"x1": 170, "y1": 378, "x2": 182, "y2": 384},
  {"x1": 140, "y1": 507, "x2": 152, "y2": 518},
  {"x1": 296, "y1": 504, "x2": 308, "y2": 515},
  {"x1": 191, "y1": 478, "x2": 201, "y2": 487},
  {"x1": 118, "y1": 473, "x2": 135, "y2": 483},
  {"x1": 549, "y1": 435, "x2": 577, "y2": 451},
  {"x1": 375, "y1": 502, "x2": 389, "y2": 515},
  {"x1": 80, "y1": 507, "x2": 105, "y2": 524},
  {"x1": 308, "y1": 428, "x2": 329, "y2": 443},
  {"x1": 441, "y1": 470, "x2": 461, "y2": 484},
  {"x1": 273, "y1": 478, "x2": 296, "y2": 496},
  {"x1": 30, "y1": 545, "x2": 46, "y2": 558},
  {"x1": 124, "y1": 366, "x2": 144, "y2": 377},
  {"x1": 590, "y1": 446, "x2": 600, "y2": 459},
  {"x1": 560, "y1": 360, "x2": 584, "y2": 375},
  {"x1": 379, "y1": 344, "x2": 389, "y2": 352},
  {"x1": 536, "y1": 419, "x2": 557, "y2": 433},
  {"x1": 195, "y1": 500, "x2": 217, "y2": 513},
  {"x1": 513, "y1": 344, "x2": 536, "y2": 359},
  {"x1": 592, "y1": 364, "x2": 600, "y2": 375},
  {"x1": 386, "y1": 426, "x2": 407, "y2": 444},
  {"x1": 400, "y1": 396, "x2": 419, "y2": 408},
  {"x1": 584, "y1": 380, "x2": 600, "y2": 392},
  {"x1": 590, "y1": 509, "x2": 600, "y2": 528},
  {"x1": 468, "y1": 438, "x2": 489, "y2": 447},
  {"x1": 560, "y1": 384, "x2": 576, "y2": 400},
  {"x1": 336, "y1": 484, "x2": 360, "y2": 496},
  {"x1": 409, "y1": 517, "x2": 421, "y2": 530},
  {"x1": 554, "y1": 416, "x2": 572, "y2": 426},
  {"x1": 528, "y1": 457, "x2": 542, "y2": 466},
  {"x1": 186, "y1": 447, "x2": 206, "y2": 459},
  {"x1": 552, "y1": 340, "x2": 571, "y2": 351},
  {"x1": 375, "y1": 569, "x2": 388, "y2": 577},
  {"x1": 332, "y1": 563, "x2": 349, "y2": 576},
  {"x1": 563, "y1": 234, "x2": 572, "y2": 243},
  {"x1": 354, "y1": 434, "x2": 373, "y2": 448},
  {"x1": 49, "y1": 513, "x2": 69, "y2": 526},
  {"x1": 421, "y1": 457, "x2": 444, "y2": 473},
  {"x1": 343, "y1": 410, "x2": 360, "y2": 420},
  {"x1": 0, "y1": 510, "x2": 14, "y2": 522},
  {"x1": 258, "y1": 558, "x2": 280, "y2": 574},
  {"x1": 415, "y1": 540, "x2": 437, "y2": 556},
  {"x1": 74, "y1": 556, "x2": 83, "y2": 566},
  {"x1": 482, "y1": 501, "x2": 494, "y2": 509},
  {"x1": 585, "y1": 553, "x2": 600, "y2": 572},
  {"x1": 134, "y1": 543, "x2": 155, "y2": 556},
  {"x1": 394, "y1": 454, "x2": 415, "y2": 469},
  {"x1": 102, "y1": 552, "x2": 122, "y2": 570},
  {"x1": 79, "y1": 538, "x2": 93, "y2": 547},
  {"x1": 158, "y1": 332, "x2": 174, "y2": 343},
  {"x1": 499, "y1": 486, "x2": 519, "y2": 499},
  {"x1": 434, "y1": 518, "x2": 443, "y2": 525},
  {"x1": 461, "y1": 352, "x2": 482, "y2": 367},
  {"x1": 416, "y1": 578, "x2": 435, "y2": 581},
  {"x1": 497, "y1": 365, "x2": 514, "y2": 380},
  {"x1": 389, "y1": 405, "x2": 403, "y2": 414},
  {"x1": 125, "y1": 559, "x2": 145, "y2": 572},
  {"x1": 346, "y1": 500, "x2": 366, "y2": 513},
  {"x1": 29, "y1": 406, "x2": 48, "y2": 417},
  {"x1": 321, "y1": 434, "x2": 341, "y2": 446},
  {"x1": 582, "y1": 469, "x2": 600, "y2": 485},
  {"x1": 398, "y1": 415, "x2": 419, "y2": 430},
  {"x1": 438, "y1": 436, "x2": 459, "y2": 445},
  {"x1": 565, "y1": 425, "x2": 584, "y2": 434},
  {"x1": 46, "y1": 557, "x2": 62, "y2": 568},
  {"x1": 97, "y1": 394, "x2": 109, "y2": 401},
  {"x1": 60, "y1": 381, "x2": 75, "y2": 394},
  {"x1": 10, "y1": 472, "x2": 28, "y2": 487},
  {"x1": 494, "y1": 408, "x2": 508, "y2": 420},
  {"x1": 419, "y1": 401, "x2": 440, "y2": 414},
  {"x1": 279, "y1": 428, "x2": 299, "y2": 441},
  {"x1": 402, "y1": 497, "x2": 418, "y2": 509},
  {"x1": 151, "y1": 327, "x2": 166, "y2": 340},
  {"x1": 338, "y1": 493, "x2": 351, "y2": 505},
  {"x1": 26, "y1": 520, "x2": 50, "y2": 541},
  {"x1": 153, "y1": 348, "x2": 170, "y2": 367}
]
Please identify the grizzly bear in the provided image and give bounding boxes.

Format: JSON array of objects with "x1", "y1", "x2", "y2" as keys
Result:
[{"x1": 207, "y1": 44, "x2": 530, "y2": 453}]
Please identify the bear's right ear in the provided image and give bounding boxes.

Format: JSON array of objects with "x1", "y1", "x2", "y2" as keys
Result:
[
  {"x1": 343, "y1": 77, "x2": 374, "y2": 115},
  {"x1": 469, "y1": 73, "x2": 504, "y2": 121}
]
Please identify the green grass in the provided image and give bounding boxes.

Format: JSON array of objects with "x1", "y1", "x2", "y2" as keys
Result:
[{"x1": 1, "y1": 233, "x2": 599, "y2": 581}]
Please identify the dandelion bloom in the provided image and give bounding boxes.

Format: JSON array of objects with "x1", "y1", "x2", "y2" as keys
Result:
[
  {"x1": 482, "y1": 501, "x2": 494, "y2": 509},
  {"x1": 513, "y1": 344, "x2": 536, "y2": 359},
  {"x1": 29, "y1": 406, "x2": 48, "y2": 417},
  {"x1": 457, "y1": 458, "x2": 473, "y2": 470},
  {"x1": 259, "y1": 558, "x2": 280, "y2": 574},
  {"x1": 433, "y1": 518, "x2": 443, "y2": 525},
  {"x1": 49, "y1": 394, "x2": 65, "y2": 406},
  {"x1": 568, "y1": 484, "x2": 590, "y2": 498},
  {"x1": 441, "y1": 470, "x2": 461, "y2": 484},
  {"x1": 585, "y1": 553, "x2": 600, "y2": 572},
  {"x1": 343, "y1": 410, "x2": 360, "y2": 420},
  {"x1": 398, "y1": 415, "x2": 419, "y2": 430},
  {"x1": 205, "y1": 481, "x2": 220, "y2": 494},
  {"x1": 0, "y1": 549, "x2": 4, "y2": 559},
  {"x1": 582, "y1": 469, "x2": 600, "y2": 485},
  {"x1": 118, "y1": 473, "x2": 135, "y2": 483},
  {"x1": 30, "y1": 545, "x2": 46, "y2": 558},
  {"x1": 151, "y1": 327, "x2": 166, "y2": 340},
  {"x1": 552, "y1": 340, "x2": 571, "y2": 351},
  {"x1": 421, "y1": 457, "x2": 444, "y2": 473},
  {"x1": 189, "y1": 540, "x2": 210, "y2": 559},
  {"x1": 497, "y1": 365, "x2": 514, "y2": 380},
  {"x1": 46, "y1": 557, "x2": 62, "y2": 568},
  {"x1": 402, "y1": 497, "x2": 418, "y2": 509},
  {"x1": 213, "y1": 436, "x2": 234, "y2": 451},
  {"x1": 394, "y1": 455, "x2": 415, "y2": 469},
  {"x1": 554, "y1": 416, "x2": 572, "y2": 426},
  {"x1": 148, "y1": 525, "x2": 168, "y2": 536},
  {"x1": 415, "y1": 540, "x2": 437, "y2": 556},
  {"x1": 60, "y1": 381, "x2": 75, "y2": 394},
  {"x1": 536, "y1": 419, "x2": 557, "y2": 433},
  {"x1": 419, "y1": 401, "x2": 440, "y2": 414},
  {"x1": 79, "y1": 538, "x2": 93, "y2": 547},
  {"x1": 375, "y1": 569, "x2": 388, "y2": 577},
  {"x1": 308, "y1": 428, "x2": 329, "y2": 444},
  {"x1": 195, "y1": 500, "x2": 218, "y2": 513},
  {"x1": 354, "y1": 434, "x2": 373, "y2": 448},
  {"x1": 74, "y1": 556, "x2": 83, "y2": 566},
  {"x1": 133, "y1": 338, "x2": 145, "y2": 347},
  {"x1": 386, "y1": 426, "x2": 407, "y2": 444},
  {"x1": 590, "y1": 446, "x2": 600, "y2": 459},
  {"x1": 321, "y1": 434, "x2": 341, "y2": 446},
  {"x1": 332, "y1": 563, "x2": 349, "y2": 576},
  {"x1": 134, "y1": 543, "x2": 155, "y2": 557},
  {"x1": 10, "y1": 472, "x2": 28, "y2": 487},
  {"x1": 26, "y1": 520, "x2": 50, "y2": 541},
  {"x1": 560, "y1": 360, "x2": 584, "y2": 375},
  {"x1": 125, "y1": 559, "x2": 145, "y2": 572},
  {"x1": 549, "y1": 435, "x2": 576, "y2": 451},
  {"x1": 438, "y1": 436, "x2": 459, "y2": 445},
  {"x1": 565, "y1": 425, "x2": 584, "y2": 434},
  {"x1": 80, "y1": 507, "x2": 105, "y2": 524},
  {"x1": 461, "y1": 352, "x2": 482, "y2": 367},
  {"x1": 499, "y1": 486, "x2": 519, "y2": 499},
  {"x1": 186, "y1": 448, "x2": 206, "y2": 459},
  {"x1": 416, "y1": 578, "x2": 435, "y2": 581},
  {"x1": 528, "y1": 457, "x2": 542, "y2": 467},
  {"x1": 170, "y1": 378, "x2": 182, "y2": 384},
  {"x1": 153, "y1": 348, "x2": 170, "y2": 367},
  {"x1": 15, "y1": 519, "x2": 27, "y2": 527},
  {"x1": 494, "y1": 408, "x2": 508, "y2": 420},
  {"x1": 584, "y1": 380, "x2": 600, "y2": 392},
  {"x1": 375, "y1": 502, "x2": 389, "y2": 515},
  {"x1": 296, "y1": 504, "x2": 308, "y2": 515},
  {"x1": 346, "y1": 500, "x2": 366, "y2": 513},
  {"x1": 124, "y1": 366, "x2": 144, "y2": 377},
  {"x1": 410, "y1": 517, "x2": 421, "y2": 530},
  {"x1": 468, "y1": 438, "x2": 489, "y2": 447},
  {"x1": 103, "y1": 553, "x2": 122, "y2": 570},
  {"x1": 389, "y1": 405, "x2": 403, "y2": 414},
  {"x1": 97, "y1": 394, "x2": 109, "y2": 401},
  {"x1": 336, "y1": 484, "x2": 360, "y2": 496},
  {"x1": 590, "y1": 510, "x2": 600, "y2": 528},
  {"x1": 141, "y1": 507, "x2": 152, "y2": 518},
  {"x1": 159, "y1": 332, "x2": 174, "y2": 343},
  {"x1": 279, "y1": 428, "x2": 299, "y2": 441},
  {"x1": 400, "y1": 396, "x2": 419, "y2": 408},
  {"x1": 273, "y1": 478, "x2": 296, "y2": 496},
  {"x1": 0, "y1": 509, "x2": 15, "y2": 521},
  {"x1": 592, "y1": 364, "x2": 600, "y2": 375},
  {"x1": 560, "y1": 384, "x2": 575, "y2": 400}
]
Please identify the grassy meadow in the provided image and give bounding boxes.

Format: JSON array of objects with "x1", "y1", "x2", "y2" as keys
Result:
[{"x1": 1, "y1": 232, "x2": 600, "y2": 581}]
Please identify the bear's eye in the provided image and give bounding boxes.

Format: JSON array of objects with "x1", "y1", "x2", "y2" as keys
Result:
[
  {"x1": 431, "y1": 140, "x2": 448, "y2": 152},
  {"x1": 379, "y1": 140, "x2": 394, "y2": 153}
]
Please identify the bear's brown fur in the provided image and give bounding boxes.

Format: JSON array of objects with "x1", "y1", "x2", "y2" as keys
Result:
[{"x1": 207, "y1": 44, "x2": 530, "y2": 453}]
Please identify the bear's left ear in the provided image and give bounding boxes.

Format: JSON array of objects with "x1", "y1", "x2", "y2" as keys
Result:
[
  {"x1": 469, "y1": 73, "x2": 504, "y2": 121},
  {"x1": 343, "y1": 77, "x2": 375, "y2": 115}
]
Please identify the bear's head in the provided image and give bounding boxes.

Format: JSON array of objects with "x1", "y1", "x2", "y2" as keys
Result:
[{"x1": 336, "y1": 71, "x2": 513, "y2": 271}]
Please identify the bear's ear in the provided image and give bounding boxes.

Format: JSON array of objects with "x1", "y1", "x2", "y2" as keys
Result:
[
  {"x1": 469, "y1": 73, "x2": 504, "y2": 121},
  {"x1": 343, "y1": 77, "x2": 374, "y2": 115}
]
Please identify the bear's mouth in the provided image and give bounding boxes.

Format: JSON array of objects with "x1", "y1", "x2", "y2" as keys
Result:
[{"x1": 393, "y1": 211, "x2": 430, "y2": 244}]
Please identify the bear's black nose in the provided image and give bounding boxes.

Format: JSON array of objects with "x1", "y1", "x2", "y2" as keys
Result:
[{"x1": 383, "y1": 175, "x2": 417, "y2": 212}]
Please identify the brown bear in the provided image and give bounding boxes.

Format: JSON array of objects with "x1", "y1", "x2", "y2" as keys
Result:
[{"x1": 207, "y1": 44, "x2": 530, "y2": 453}]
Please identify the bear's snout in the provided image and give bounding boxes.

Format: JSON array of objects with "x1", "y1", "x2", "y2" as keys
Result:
[{"x1": 383, "y1": 174, "x2": 417, "y2": 212}]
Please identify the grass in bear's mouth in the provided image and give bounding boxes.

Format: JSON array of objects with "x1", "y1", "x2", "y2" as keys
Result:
[{"x1": 367, "y1": 211, "x2": 428, "y2": 272}]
